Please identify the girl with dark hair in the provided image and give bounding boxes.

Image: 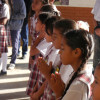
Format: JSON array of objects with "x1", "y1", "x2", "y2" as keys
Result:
[
  {"x1": 0, "y1": 0, "x2": 10, "y2": 76},
  {"x1": 49, "y1": 29, "x2": 94, "y2": 100}
]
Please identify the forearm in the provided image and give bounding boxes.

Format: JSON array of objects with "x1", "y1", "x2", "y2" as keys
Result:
[{"x1": 30, "y1": 48, "x2": 40, "y2": 56}]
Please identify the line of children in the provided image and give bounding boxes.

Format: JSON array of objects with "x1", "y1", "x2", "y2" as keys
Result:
[
  {"x1": 36, "y1": 19, "x2": 78, "y2": 100},
  {"x1": 27, "y1": 1, "x2": 96, "y2": 100}
]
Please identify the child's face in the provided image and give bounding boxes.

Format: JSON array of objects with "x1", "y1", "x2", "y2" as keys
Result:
[
  {"x1": 52, "y1": 28, "x2": 63, "y2": 49},
  {"x1": 45, "y1": 30, "x2": 52, "y2": 42},
  {"x1": 92, "y1": 67, "x2": 100, "y2": 100},
  {"x1": 36, "y1": 19, "x2": 43, "y2": 32},
  {"x1": 59, "y1": 38, "x2": 74, "y2": 65},
  {"x1": 32, "y1": 0, "x2": 43, "y2": 12}
]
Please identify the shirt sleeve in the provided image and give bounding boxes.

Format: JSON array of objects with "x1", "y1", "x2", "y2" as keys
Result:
[
  {"x1": 1, "y1": 4, "x2": 10, "y2": 19},
  {"x1": 12, "y1": 0, "x2": 26, "y2": 19},
  {"x1": 62, "y1": 80, "x2": 88, "y2": 100}
]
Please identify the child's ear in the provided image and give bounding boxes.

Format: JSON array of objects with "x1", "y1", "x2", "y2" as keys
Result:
[{"x1": 73, "y1": 48, "x2": 82, "y2": 58}]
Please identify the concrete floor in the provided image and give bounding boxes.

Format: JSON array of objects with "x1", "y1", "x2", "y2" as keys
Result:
[{"x1": 0, "y1": 47, "x2": 30, "y2": 100}]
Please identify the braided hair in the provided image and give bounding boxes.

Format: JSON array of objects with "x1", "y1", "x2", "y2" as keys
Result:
[{"x1": 62, "y1": 29, "x2": 94, "y2": 98}]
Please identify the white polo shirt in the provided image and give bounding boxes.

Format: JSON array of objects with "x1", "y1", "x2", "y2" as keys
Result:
[
  {"x1": 91, "y1": 0, "x2": 100, "y2": 21},
  {"x1": 0, "y1": 4, "x2": 10, "y2": 19}
]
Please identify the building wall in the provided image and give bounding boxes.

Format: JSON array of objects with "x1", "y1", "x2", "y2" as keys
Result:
[
  {"x1": 57, "y1": 6, "x2": 94, "y2": 33},
  {"x1": 69, "y1": 0, "x2": 96, "y2": 7}
]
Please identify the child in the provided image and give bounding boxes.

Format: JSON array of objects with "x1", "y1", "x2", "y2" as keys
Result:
[
  {"x1": 0, "y1": 0, "x2": 10, "y2": 75},
  {"x1": 49, "y1": 29, "x2": 94, "y2": 100},
  {"x1": 27, "y1": 12, "x2": 53, "y2": 95},
  {"x1": 36, "y1": 19, "x2": 78, "y2": 100},
  {"x1": 91, "y1": 62, "x2": 100, "y2": 100},
  {"x1": 30, "y1": 15, "x2": 61, "y2": 100},
  {"x1": 28, "y1": 0, "x2": 49, "y2": 70},
  {"x1": 0, "y1": 25, "x2": 8, "y2": 75}
]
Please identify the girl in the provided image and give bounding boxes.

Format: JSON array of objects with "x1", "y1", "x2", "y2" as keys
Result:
[
  {"x1": 50, "y1": 29, "x2": 94, "y2": 100},
  {"x1": 0, "y1": 0, "x2": 10, "y2": 75},
  {"x1": 91, "y1": 62, "x2": 100, "y2": 100},
  {"x1": 28, "y1": 0, "x2": 49, "y2": 71}
]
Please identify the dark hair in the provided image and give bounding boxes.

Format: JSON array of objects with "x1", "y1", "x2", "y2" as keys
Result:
[
  {"x1": 40, "y1": 4, "x2": 60, "y2": 16},
  {"x1": 53, "y1": 19, "x2": 78, "y2": 35},
  {"x1": 62, "y1": 29, "x2": 94, "y2": 98},
  {"x1": 1, "y1": 0, "x2": 8, "y2": 4},
  {"x1": 40, "y1": 0, "x2": 49, "y2": 5},
  {"x1": 28, "y1": 0, "x2": 49, "y2": 18},
  {"x1": 38, "y1": 12, "x2": 52, "y2": 24},
  {"x1": 45, "y1": 16, "x2": 61, "y2": 35}
]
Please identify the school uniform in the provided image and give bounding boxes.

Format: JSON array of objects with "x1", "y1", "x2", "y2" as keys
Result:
[
  {"x1": 62, "y1": 65, "x2": 94, "y2": 100},
  {"x1": 26, "y1": 39, "x2": 52, "y2": 95},
  {"x1": 0, "y1": 25, "x2": 8, "y2": 53},
  {"x1": 38, "y1": 45, "x2": 61, "y2": 100},
  {"x1": 0, "y1": 3, "x2": 10, "y2": 74},
  {"x1": 0, "y1": 25, "x2": 8, "y2": 73}
]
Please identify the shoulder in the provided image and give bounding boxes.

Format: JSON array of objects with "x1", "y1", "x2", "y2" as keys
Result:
[
  {"x1": 70, "y1": 79, "x2": 88, "y2": 91},
  {"x1": 62, "y1": 80, "x2": 88, "y2": 100}
]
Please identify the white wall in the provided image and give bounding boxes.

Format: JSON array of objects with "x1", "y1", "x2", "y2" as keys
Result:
[{"x1": 69, "y1": 0, "x2": 96, "y2": 7}]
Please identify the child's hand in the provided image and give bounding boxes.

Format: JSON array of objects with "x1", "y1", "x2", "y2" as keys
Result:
[
  {"x1": 50, "y1": 72, "x2": 65, "y2": 98},
  {"x1": 37, "y1": 57, "x2": 52, "y2": 77},
  {"x1": 30, "y1": 92, "x2": 40, "y2": 100}
]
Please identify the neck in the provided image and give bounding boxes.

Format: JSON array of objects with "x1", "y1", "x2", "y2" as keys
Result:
[
  {"x1": 71, "y1": 59, "x2": 83, "y2": 72},
  {"x1": 35, "y1": 11, "x2": 39, "y2": 18}
]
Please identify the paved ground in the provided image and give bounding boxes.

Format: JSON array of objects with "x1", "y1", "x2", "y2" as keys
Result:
[
  {"x1": 0, "y1": 47, "x2": 30, "y2": 100},
  {"x1": 0, "y1": 47, "x2": 94, "y2": 100}
]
